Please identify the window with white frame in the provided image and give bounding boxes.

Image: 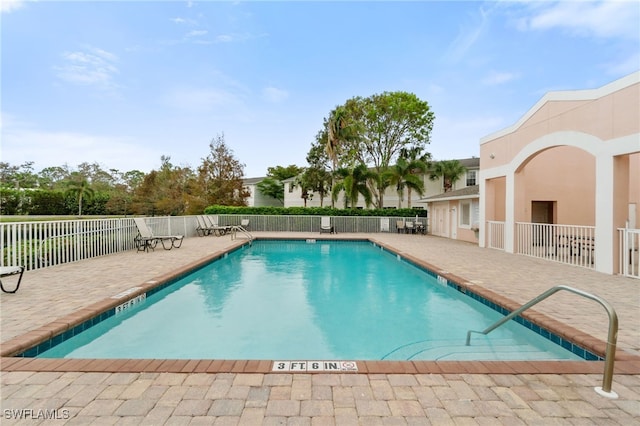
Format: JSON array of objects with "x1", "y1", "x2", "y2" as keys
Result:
[
  {"x1": 460, "y1": 199, "x2": 479, "y2": 228},
  {"x1": 460, "y1": 201, "x2": 471, "y2": 227},
  {"x1": 466, "y1": 170, "x2": 477, "y2": 186}
]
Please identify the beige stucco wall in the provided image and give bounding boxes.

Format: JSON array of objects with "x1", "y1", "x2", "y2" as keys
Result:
[
  {"x1": 479, "y1": 71, "x2": 640, "y2": 274},
  {"x1": 518, "y1": 146, "x2": 596, "y2": 225},
  {"x1": 630, "y1": 153, "x2": 640, "y2": 227},
  {"x1": 481, "y1": 79, "x2": 640, "y2": 168}
]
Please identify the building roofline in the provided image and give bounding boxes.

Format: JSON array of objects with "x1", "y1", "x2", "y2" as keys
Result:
[{"x1": 480, "y1": 71, "x2": 640, "y2": 144}]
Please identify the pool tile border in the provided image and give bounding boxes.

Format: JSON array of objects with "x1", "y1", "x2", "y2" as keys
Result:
[{"x1": 2, "y1": 236, "x2": 639, "y2": 375}]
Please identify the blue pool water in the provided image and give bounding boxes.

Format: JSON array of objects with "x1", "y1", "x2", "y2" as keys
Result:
[{"x1": 38, "y1": 240, "x2": 585, "y2": 361}]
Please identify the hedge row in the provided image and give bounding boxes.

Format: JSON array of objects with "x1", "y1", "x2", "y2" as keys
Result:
[{"x1": 204, "y1": 205, "x2": 426, "y2": 217}]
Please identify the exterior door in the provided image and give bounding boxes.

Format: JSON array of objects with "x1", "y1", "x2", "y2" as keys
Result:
[
  {"x1": 431, "y1": 203, "x2": 449, "y2": 237},
  {"x1": 531, "y1": 201, "x2": 555, "y2": 246}
]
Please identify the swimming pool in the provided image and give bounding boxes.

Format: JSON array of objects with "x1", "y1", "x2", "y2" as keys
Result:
[{"x1": 36, "y1": 240, "x2": 591, "y2": 361}]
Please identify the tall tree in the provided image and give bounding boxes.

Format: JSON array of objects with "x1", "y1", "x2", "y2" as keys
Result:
[
  {"x1": 341, "y1": 91, "x2": 435, "y2": 208},
  {"x1": 331, "y1": 163, "x2": 376, "y2": 209},
  {"x1": 429, "y1": 159, "x2": 467, "y2": 192},
  {"x1": 198, "y1": 133, "x2": 249, "y2": 207},
  {"x1": 130, "y1": 156, "x2": 197, "y2": 216},
  {"x1": 383, "y1": 157, "x2": 427, "y2": 209},
  {"x1": 39, "y1": 165, "x2": 71, "y2": 189},
  {"x1": 326, "y1": 106, "x2": 359, "y2": 207},
  {"x1": 0, "y1": 161, "x2": 39, "y2": 189},
  {"x1": 65, "y1": 172, "x2": 95, "y2": 215},
  {"x1": 304, "y1": 130, "x2": 336, "y2": 207},
  {"x1": 399, "y1": 147, "x2": 430, "y2": 208}
]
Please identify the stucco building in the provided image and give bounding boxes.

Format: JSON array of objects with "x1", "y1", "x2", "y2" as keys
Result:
[{"x1": 479, "y1": 71, "x2": 639, "y2": 276}]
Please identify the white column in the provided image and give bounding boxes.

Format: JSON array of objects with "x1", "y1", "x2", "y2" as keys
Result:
[
  {"x1": 504, "y1": 173, "x2": 515, "y2": 253},
  {"x1": 594, "y1": 155, "x2": 614, "y2": 274},
  {"x1": 479, "y1": 177, "x2": 486, "y2": 248}
]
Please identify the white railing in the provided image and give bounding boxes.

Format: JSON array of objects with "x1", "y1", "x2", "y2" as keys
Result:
[
  {"x1": 486, "y1": 221, "x2": 505, "y2": 250},
  {"x1": 618, "y1": 228, "x2": 640, "y2": 279},
  {"x1": 1, "y1": 218, "x2": 138, "y2": 271},
  {"x1": 515, "y1": 222, "x2": 595, "y2": 269},
  {"x1": 1, "y1": 214, "x2": 422, "y2": 271},
  {"x1": 213, "y1": 214, "x2": 424, "y2": 234}
]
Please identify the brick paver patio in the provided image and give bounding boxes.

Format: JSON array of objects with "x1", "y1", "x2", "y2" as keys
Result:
[{"x1": 2, "y1": 232, "x2": 639, "y2": 424}]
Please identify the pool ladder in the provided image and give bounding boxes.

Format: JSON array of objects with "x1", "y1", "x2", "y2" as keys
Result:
[
  {"x1": 230, "y1": 225, "x2": 253, "y2": 243},
  {"x1": 466, "y1": 285, "x2": 619, "y2": 399}
]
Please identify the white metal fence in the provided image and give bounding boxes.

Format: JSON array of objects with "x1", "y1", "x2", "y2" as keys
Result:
[
  {"x1": 486, "y1": 221, "x2": 505, "y2": 250},
  {"x1": 1, "y1": 215, "x2": 423, "y2": 271},
  {"x1": 515, "y1": 222, "x2": 595, "y2": 269},
  {"x1": 214, "y1": 214, "x2": 422, "y2": 234},
  {"x1": 1, "y1": 218, "x2": 137, "y2": 271},
  {"x1": 618, "y1": 228, "x2": 640, "y2": 279}
]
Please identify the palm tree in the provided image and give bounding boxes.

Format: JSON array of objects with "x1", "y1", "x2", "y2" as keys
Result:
[
  {"x1": 331, "y1": 164, "x2": 376, "y2": 209},
  {"x1": 326, "y1": 106, "x2": 357, "y2": 207},
  {"x1": 383, "y1": 157, "x2": 427, "y2": 208},
  {"x1": 65, "y1": 174, "x2": 94, "y2": 215},
  {"x1": 400, "y1": 147, "x2": 430, "y2": 207},
  {"x1": 429, "y1": 160, "x2": 467, "y2": 192}
]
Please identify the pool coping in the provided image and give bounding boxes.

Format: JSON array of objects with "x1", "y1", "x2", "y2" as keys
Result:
[{"x1": 2, "y1": 236, "x2": 639, "y2": 375}]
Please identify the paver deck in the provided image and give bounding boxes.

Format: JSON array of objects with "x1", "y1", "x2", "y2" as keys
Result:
[{"x1": 2, "y1": 232, "x2": 639, "y2": 424}]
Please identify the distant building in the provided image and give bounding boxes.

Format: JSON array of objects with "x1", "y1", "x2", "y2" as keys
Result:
[
  {"x1": 277, "y1": 157, "x2": 479, "y2": 242},
  {"x1": 243, "y1": 177, "x2": 283, "y2": 207}
]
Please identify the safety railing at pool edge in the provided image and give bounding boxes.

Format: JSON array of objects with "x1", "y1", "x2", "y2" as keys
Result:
[
  {"x1": 230, "y1": 225, "x2": 253, "y2": 243},
  {"x1": 466, "y1": 285, "x2": 619, "y2": 399}
]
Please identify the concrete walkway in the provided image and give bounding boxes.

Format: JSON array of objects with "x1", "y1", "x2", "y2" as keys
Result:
[{"x1": 1, "y1": 232, "x2": 639, "y2": 424}]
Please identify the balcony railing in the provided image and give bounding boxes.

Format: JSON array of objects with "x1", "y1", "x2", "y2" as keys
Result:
[
  {"x1": 618, "y1": 228, "x2": 640, "y2": 279},
  {"x1": 486, "y1": 221, "x2": 505, "y2": 250},
  {"x1": 515, "y1": 222, "x2": 595, "y2": 269}
]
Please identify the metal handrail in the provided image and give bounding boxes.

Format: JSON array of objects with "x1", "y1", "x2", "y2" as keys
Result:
[
  {"x1": 230, "y1": 225, "x2": 253, "y2": 243},
  {"x1": 466, "y1": 285, "x2": 619, "y2": 398}
]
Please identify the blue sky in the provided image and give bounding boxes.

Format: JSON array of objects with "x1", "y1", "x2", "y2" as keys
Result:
[{"x1": 2, "y1": 0, "x2": 639, "y2": 178}]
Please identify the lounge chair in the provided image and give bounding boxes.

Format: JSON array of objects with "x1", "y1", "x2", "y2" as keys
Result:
[
  {"x1": 196, "y1": 215, "x2": 215, "y2": 237},
  {"x1": 133, "y1": 218, "x2": 184, "y2": 252},
  {"x1": 1, "y1": 266, "x2": 24, "y2": 294},
  {"x1": 204, "y1": 215, "x2": 233, "y2": 236},
  {"x1": 241, "y1": 219, "x2": 250, "y2": 230},
  {"x1": 320, "y1": 216, "x2": 335, "y2": 234},
  {"x1": 396, "y1": 220, "x2": 406, "y2": 234}
]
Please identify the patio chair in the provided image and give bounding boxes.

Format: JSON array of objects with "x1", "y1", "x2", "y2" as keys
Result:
[
  {"x1": 133, "y1": 218, "x2": 184, "y2": 252},
  {"x1": 405, "y1": 221, "x2": 415, "y2": 234},
  {"x1": 1, "y1": 266, "x2": 25, "y2": 294},
  {"x1": 320, "y1": 216, "x2": 335, "y2": 234},
  {"x1": 196, "y1": 215, "x2": 215, "y2": 237},
  {"x1": 396, "y1": 220, "x2": 406, "y2": 234},
  {"x1": 241, "y1": 219, "x2": 250, "y2": 230},
  {"x1": 204, "y1": 215, "x2": 233, "y2": 236}
]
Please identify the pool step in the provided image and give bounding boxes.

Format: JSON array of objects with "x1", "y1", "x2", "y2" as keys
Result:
[{"x1": 381, "y1": 339, "x2": 567, "y2": 361}]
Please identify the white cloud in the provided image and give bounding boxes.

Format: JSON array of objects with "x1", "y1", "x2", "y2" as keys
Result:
[
  {"x1": 163, "y1": 86, "x2": 245, "y2": 112},
  {"x1": 482, "y1": 71, "x2": 519, "y2": 86},
  {"x1": 216, "y1": 34, "x2": 234, "y2": 43},
  {"x1": 1, "y1": 0, "x2": 26, "y2": 13},
  {"x1": 517, "y1": 1, "x2": 640, "y2": 40},
  {"x1": 444, "y1": 4, "x2": 501, "y2": 64},
  {"x1": 262, "y1": 87, "x2": 289, "y2": 103},
  {"x1": 54, "y1": 46, "x2": 120, "y2": 90},
  {"x1": 1, "y1": 118, "x2": 162, "y2": 173},
  {"x1": 186, "y1": 30, "x2": 208, "y2": 37}
]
